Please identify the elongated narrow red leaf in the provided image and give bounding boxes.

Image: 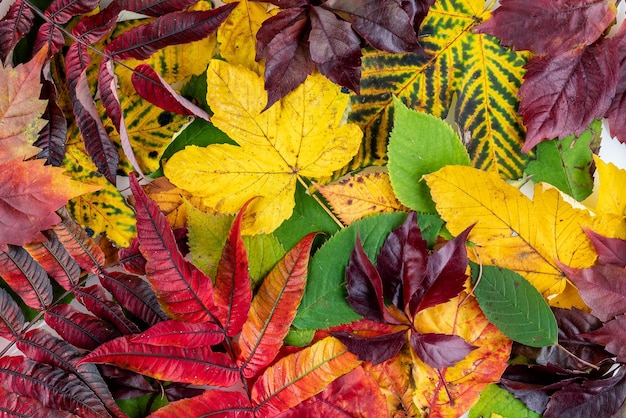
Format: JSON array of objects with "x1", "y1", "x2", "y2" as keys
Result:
[
  {"x1": 237, "y1": 233, "x2": 316, "y2": 378},
  {"x1": 214, "y1": 199, "x2": 252, "y2": 337},
  {"x1": 52, "y1": 209, "x2": 105, "y2": 274},
  {"x1": 0, "y1": 245, "x2": 52, "y2": 310},
  {"x1": 0, "y1": 287, "x2": 24, "y2": 340},
  {"x1": 251, "y1": 337, "x2": 361, "y2": 416},
  {"x1": 33, "y1": 22, "x2": 65, "y2": 57},
  {"x1": 0, "y1": 386, "x2": 78, "y2": 418},
  {"x1": 24, "y1": 230, "x2": 80, "y2": 290},
  {"x1": 45, "y1": 304, "x2": 121, "y2": 350},
  {"x1": 74, "y1": 285, "x2": 141, "y2": 335},
  {"x1": 129, "y1": 319, "x2": 224, "y2": 347},
  {"x1": 131, "y1": 64, "x2": 210, "y2": 120},
  {"x1": 35, "y1": 80, "x2": 67, "y2": 166},
  {"x1": 116, "y1": 0, "x2": 198, "y2": 16},
  {"x1": 79, "y1": 336, "x2": 239, "y2": 387},
  {"x1": 71, "y1": 3, "x2": 121, "y2": 44},
  {"x1": 118, "y1": 226, "x2": 188, "y2": 276},
  {"x1": 0, "y1": 0, "x2": 35, "y2": 64},
  {"x1": 99, "y1": 271, "x2": 168, "y2": 326},
  {"x1": 0, "y1": 356, "x2": 111, "y2": 418},
  {"x1": 149, "y1": 389, "x2": 254, "y2": 417},
  {"x1": 106, "y1": 4, "x2": 237, "y2": 60},
  {"x1": 129, "y1": 174, "x2": 216, "y2": 323},
  {"x1": 44, "y1": 0, "x2": 99, "y2": 24}
]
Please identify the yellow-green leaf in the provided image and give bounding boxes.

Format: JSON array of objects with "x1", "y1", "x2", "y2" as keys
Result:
[
  {"x1": 165, "y1": 61, "x2": 362, "y2": 234},
  {"x1": 349, "y1": 0, "x2": 530, "y2": 179}
]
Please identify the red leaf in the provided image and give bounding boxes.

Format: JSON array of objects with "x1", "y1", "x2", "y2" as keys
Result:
[
  {"x1": 118, "y1": 226, "x2": 188, "y2": 276},
  {"x1": 44, "y1": 0, "x2": 99, "y2": 24},
  {"x1": 0, "y1": 287, "x2": 24, "y2": 340},
  {"x1": 79, "y1": 336, "x2": 239, "y2": 386},
  {"x1": 116, "y1": 0, "x2": 199, "y2": 16},
  {"x1": 237, "y1": 233, "x2": 316, "y2": 378},
  {"x1": 606, "y1": 21, "x2": 626, "y2": 144},
  {"x1": 45, "y1": 304, "x2": 121, "y2": 350},
  {"x1": 33, "y1": 22, "x2": 65, "y2": 58},
  {"x1": 99, "y1": 271, "x2": 168, "y2": 327},
  {"x1": 519, "y1": 39, "x2": 619, "y2": 152},
  {"x1": 24, "y1": 230, "x2": 81, "y2": 291},
  {"x1": 0, "y1": 245, "x2": 52, "y2": 310},
  {"x1": 148, "y1": 389, "x2": 254, "y2": 418},
  {"x1": 474, "y1": 0, "x2": 615, "y2": 55},
  {"x1": 51, "y1": 209, "x2": 105, "y2": 275},
  {"x1": 129, "y1": 173, "x2": 216, "y2": 323},
  {"x1": 214, "y1": 200, "x2": 252, "y2": 336},
  {"x1": 129, "y1": 319, "x2": 224, "y2": 347},
  {"x1": 0, "y1": 386, "x2": 78, "y2": 418},
  {"x1": 35, "y1": 80, "x2": 68, "y2": 166},
  {"x1": 74, "y1": 285, "x2": 141, "y2": 335},
  {"x1": 105, "y1": 4, "x2": 237, "y2": 60},
  {"x1": 131, "y1": 64, "x2": 210, "y2": 120},
  {"x1": 409, "y1": 331, "x2": 476, "y2": 369},
  {"x1": 277, "y1": 366, "x2": 388, "y2": 417},
  {"x1": 71, "y1": 3, "x2": 121, "y2": 44},
  {"x1": 330, "y1": 330, "x2": 407, "y2": 365},
  {"x1": 0, "y1": 0, "x2": 34, "y2": 63},
  {"x1": 584, "y1": 228, "x2": 626, "y2": 266}
]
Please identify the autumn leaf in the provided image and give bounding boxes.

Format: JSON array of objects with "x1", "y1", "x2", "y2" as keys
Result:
[{"x1": 165, "y1": 60, "x2": 362, "y2": 234}]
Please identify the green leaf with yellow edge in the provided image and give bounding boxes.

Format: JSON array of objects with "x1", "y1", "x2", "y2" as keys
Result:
[
  {"x1": 423, "y1": 165, "x2": 614, "y2": 308},
  {"x1": 469, "y1": 384, "x2": 540, "y2": 418},
  {"x1": 165, "y1": 60, "x2": 362, "y2": 234},
  {"x1": 63, "y1": 126, "x2": 136, "y2": 248},
  {"x1": 348, "y1": 0, "x2": 530, "y2": 179}
]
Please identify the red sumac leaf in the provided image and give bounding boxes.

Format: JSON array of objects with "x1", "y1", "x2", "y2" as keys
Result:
[
  {"x1": 74, "y1": 284, "x2": 141, "y2": 335},
  {"x1": 71, "y1": 3, "x2": 121, "y2": 44},
  {"x1": 44, "y1": 0, "x2": 100, "y2": 24},
  {"x1": 0, "y1": 287, "x2": 24, "y2": 340},
  {"x1": 0, "y1": 245, "x2": 52, "y2": 310},
  {"x1": 148, "y1": 389, "x2": 254, "y2": 418},
  {"x1": 52, "y1": 209, "x2": 105, "y2": 275},
  {"x1": 0, "y1": 386, "x2": 78, "y2": 418},
  {"x1": 33, "y1": 22, "x2": 65, "y2": 57},
  {"x1": 45, "y1": 304, "x2": 121, "y2": 350},
  {"x1": 35, "y1": 80, "x2": 68, "y2": 166},
  {"x1": 129, "y1": 319, "x2": 224, "y2": 347},
  {"x1": 116, "y1": 0, "x2": 199, "y2": 16},
  {"x1": 118, "y1": 226, "x2": 188, "y2": 276},
  {"x1": 409, "y1": 331, "x2": 476, "y2": 369},
  {"x1": 24, "y1": 230, "x2": 81, "y2": 291}
]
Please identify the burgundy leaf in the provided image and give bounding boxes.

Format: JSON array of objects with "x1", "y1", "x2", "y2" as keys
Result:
[
  {"x1": 0, "y1": 287, "x2": 24, "y2": 340},
  {"x1": 585, "y1": 229, "x2": 626, "y2": 267},
  {"x1": 24, "y1": 230, "x2": 80, "y2": 291},
  {"x1": 309, "y1": 6, "x2": 361, "y2": 93},
  {"x1": 607, "y1": 21, "x2": 626, "y2": 144},
  {"x1": 35, "y1": 80, "x2": 67, "y2": 166},
  {"x1": 99, "y1": 271, "x2": 168, "y2": 327},
  {"x1": 74, "y1": 285, "x2": 141, "y2": 335},
  {"x1": 401, "y1": 0, "x2": 435, "y2": 33},
  {"x1": 52, "y1": 208, "x2": 105, "y2": 275},
  {"x1": 581, "y1": 314, "x2": 626, "y2": 363},
  {"x1": 106, "y1": 4, "x2": 237, "y2": 60},
  {"x1": 519, "y1": 38, "x2": 619, "y2": 152},
  {"x1": 324, "y1": 0, "x2": 420, "y2": 53},
  {"x1": 71, "y1": 3, "x2": 121, "y2": 44},
  {"x1": 98, "y1": 365, "x2": 156, "y2": 399},
  {"x1": 44, "y1": 0, "x2": 99, "y2": 24},
  {"x1": 409, "y1": 331, "x2": 476, "y2": 369},
  {"x1": 0, "y1": 0, "x2": 35, "y2": 64},
  {"x1": 414, "y1": 224, "x2": 473, "y2": 314},
  {"x1": 129, "y1": 174, "x2": 216, "y2": 323},
  {"x1": 0, "y1": 356, "x2": 112, "y2": 417},
  {"x1": 376, "y1": 211, "x2": 428, "y2": 312},
  {"x1": 0, "y1": 245, "x2": 53, "y2": 310},
  {"x1": 33, "y1": 22, "x2": 65, "y2": 58},
  {"x1": 116, "y1": 0, "x2": 199, "y2": 16},
  {"x1": 129, "y1": 319, "x2": 224, "y2": 347},
  {"x1": 118, "y1": 226, "x2": 188, "y2": 275},
  {"x1": 0, "y1": 386, "x2": 78, "y2": 418},
  {"x1": 330, "y1": 330, "x2": 407, "y2": 365},
  {"x1": 45, "y1": 304, "x2": 121, "y2": 350},
  {"x1": 260, "y1": 0, "x2": 307, "y2": 7},
  {"x1": 560, "y1": 262, "x2": 626, "y2": 322},
  {"x1": 131, "y1": 64, "x2": 210, "y2": 119},
  {"x1": 213, "y1": 199, "x2": 251, "y2": 336}
]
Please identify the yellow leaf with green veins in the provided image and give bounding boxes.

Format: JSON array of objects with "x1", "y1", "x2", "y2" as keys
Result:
[
  {"x1": 165, "y1": 60, "x2": 362, "y2": 234},
  {"x1": 348, "y1": 0, "x2": 530, "y2": 179}
]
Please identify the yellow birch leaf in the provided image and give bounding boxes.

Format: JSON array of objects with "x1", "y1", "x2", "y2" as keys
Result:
[
  {"x1": 164, "y1": 60, "x2": 362, "y2": 234},
  {"x1": 424, "y1": 165, "x2": 606, "y2": 306},
  {"x1": 217, "y1": 0, "x2": 278, "y2": 75},
  {"x1": 315, "y1": 171, "x2": 407, "y2": 225}
]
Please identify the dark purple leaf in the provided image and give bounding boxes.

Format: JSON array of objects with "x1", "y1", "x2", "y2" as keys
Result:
[
  {"x1": 106, "y1": 4, "x2": 237, "y2": 60},
  {"x1": 582, "y1": 314, "x2": 626, "y2": 363},
  {"x1": 164, "y1": 382, "x2": 205, "y2": 402},
  {"x1": 260, "y1": 0, "x2": 307, "y2": 7},
  {"x1": 0, "y1": 0, "x2": 35, "y2": 64},
  {"x1": 0, "y1": 287, "x2": 24, "y2": 340},
  {"x1": 0, "y1": 245, "x2": 52, "y2": 310},
  {"x1": 45, "y1": 304, "x2": 121, "y2": 350},
  {"x1": 0, "y1": 386, "x2": 76, "y2": 418},
  {"x1": 98, "y1": 365, "x2": 156, "y2": 399},
  {"x1": 74, "y1": 284, "x2": 141, "y2": 335},
  {"x1": 44, "y1": 0, "x2": 99, "y2": 24},
  {"x1": 584, "y1": 228, "x2": 626, "y2": 267},
  {"x1": 35, "y1": 80, "x2": 67, "y2": 166},
  {"x1": 33, "y1": 22, "x2": 65, "y2": 58},
  {"x1": 99, "y1": 271, "x2": 168, "y2": 327},
  {"x1": 330, "y1": 330, "x2": 407, "y2": 365},
  {"x1": 115, "y1": 0, "x2": 199, "y2": 16},
  {"x1": 409, "y1": 331, "x2": 476, "y2": 369}
]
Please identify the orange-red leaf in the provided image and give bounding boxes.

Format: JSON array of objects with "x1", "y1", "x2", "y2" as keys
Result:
[
  {"x1": 251, "y1": 336, "x2": 361, "y2": 416},
  {"x1": 129, "y1": 319, "x2": 224, "y2": 348},
  {"x1": 148, "y1": 390, "x2": 254, "y2": 418},
  {"x1": 52, "y1": 209, "x2": 106, "y2": 275},
  {"x1": 24, "y1": 230, "x2": 81, "y2": 290},
  {"x1": 0, "y1": 245, "x2": 52, "y2": 310},
  {"x1": 237, "y1": 233, "x2": 316, "y2": 378}
]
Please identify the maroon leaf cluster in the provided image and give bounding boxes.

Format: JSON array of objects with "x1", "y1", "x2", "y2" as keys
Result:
[
  {"x1": 331, "y1": 212, "x2": 476, "y2": 369},
  {"x1": 252, "y1": 0, "x2": 432, "y2": 108},
  {"x1": 475, "y1": 0, "x2": 626, "y2": 151}
]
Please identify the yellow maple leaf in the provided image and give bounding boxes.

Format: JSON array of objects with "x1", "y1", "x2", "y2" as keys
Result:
[
  {"x1": 423, "y1": 165, "x2": 617, "y2": 307},
  {"x1": 315, "y1": 171, "x2": 407, "y2": 225},
  {"x1": 164, "y1": 60, "x2": 362, "y2": 234}
]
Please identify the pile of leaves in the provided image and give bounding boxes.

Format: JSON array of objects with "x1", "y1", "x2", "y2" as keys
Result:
[{"x1": 1, "y1": 0, "x2": 626, "y2": 416}]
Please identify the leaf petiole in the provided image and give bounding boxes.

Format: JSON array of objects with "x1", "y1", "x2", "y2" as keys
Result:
[{"x1": 297, "y1": 176, "x2": 344, "y2": 229}]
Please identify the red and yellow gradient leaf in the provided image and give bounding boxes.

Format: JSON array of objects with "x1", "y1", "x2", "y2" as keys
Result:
[
  {"x1": 237, "y1": 233, "x2": 316, "y2": 378},
  {"x1": 251, "y1": 337, "x2": 361, "y2": 416},
  {"x1": 148, "y1": 390, "x2": 254, "y2": 418}
]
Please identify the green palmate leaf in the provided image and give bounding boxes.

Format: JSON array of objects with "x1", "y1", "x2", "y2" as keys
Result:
[
  {"x1": 348, "y1": 0, "x2": 529, "y2": 179},
  {"x1": 388, "y1": 97, "x2": 470, "y2": 213},
  {"x1": 526, "y1": 120, "x2": 602, "y2": 202},
  {"x1": 469, "y1": 384, "x2": 540, "y2": 418},
  {"x1": 471, "y1": 263, "x2": 557, "y2": 347},
  {"x1": 293, "y1": 212, "x2": 407, "y2": 330}
]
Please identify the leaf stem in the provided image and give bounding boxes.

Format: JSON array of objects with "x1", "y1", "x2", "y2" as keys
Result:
[
  {"x1": 459, "y1": 247, "x2": 482, "y2": 307},
  {"x1": 297, "y1": 176, "x2": 344, "y2": 229},
  {"x1": 557, "y1": 343, "x2": 600, "y2": 371},
  {"x1": 435, "y1": 368, "x2": 454, "y2": 407}
]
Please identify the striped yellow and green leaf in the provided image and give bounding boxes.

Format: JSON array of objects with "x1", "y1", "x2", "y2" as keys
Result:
[{"x1": 348, "y1": 0, "x2": 530, "y2": 179}]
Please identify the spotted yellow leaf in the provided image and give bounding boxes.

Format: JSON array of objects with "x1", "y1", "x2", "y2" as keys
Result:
[{"x1": 164, "y1": 60, "x2": 362, "y2": 234}]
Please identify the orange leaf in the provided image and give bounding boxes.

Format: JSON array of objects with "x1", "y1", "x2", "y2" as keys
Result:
[
  {"x1": 411, "y1": 293, "x2": 512, "y2": 417},
  {"x1": 148, "y1": 390, "x2": 254, "y2": 418},
  {"x1": 0, "y1": 159, "x2": 100, "y2": 251},
  {"x1": 251, "y1": 336, "x2": 361, "y2": 416},
  {"x1": 237, "y1": 233, "x2": 316, "y2": 378}
]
